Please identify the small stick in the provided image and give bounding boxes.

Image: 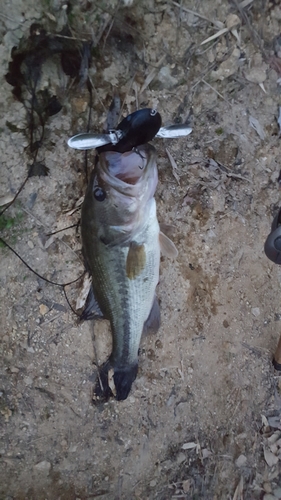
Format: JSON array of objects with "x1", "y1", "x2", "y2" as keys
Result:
[{"x1": 273, "y1": 334, "x2": 281, "y2": 370}]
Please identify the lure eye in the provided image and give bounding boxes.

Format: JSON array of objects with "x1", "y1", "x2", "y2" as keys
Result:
[
  {"x1": 94, "y1": 187, "x2": 106, "y2": 201},
  {"x1": 150, "y1": 109, "x2": 157, "y2": 116}
]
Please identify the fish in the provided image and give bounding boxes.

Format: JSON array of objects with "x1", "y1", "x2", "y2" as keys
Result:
[{"x1": 81, "y1": 142, "x2": 177, "y2": 401}]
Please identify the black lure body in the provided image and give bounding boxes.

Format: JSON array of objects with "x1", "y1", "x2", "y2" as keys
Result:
[{"x1": 96, "y1": 108, "x2": 162, "y2": 154}]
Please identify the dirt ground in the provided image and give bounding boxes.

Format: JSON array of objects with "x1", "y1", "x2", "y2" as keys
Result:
[{"x1": 1, "y1": 0, "x2": 281, "y2": 498}]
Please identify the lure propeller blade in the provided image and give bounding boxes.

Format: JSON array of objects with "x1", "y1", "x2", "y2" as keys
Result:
[
  {"x1": 156, "y1": 124, "x2": 192, "y2": 138},
  {"x1": 67, "y1": 130, "x2": 123, "y2": 150}
]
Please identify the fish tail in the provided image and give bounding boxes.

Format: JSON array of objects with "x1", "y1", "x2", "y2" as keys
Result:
[
  {"x1": 93, "y1": 361, "x2": 138, "y2": 402},
  {"x1": 114, "y1": 364, "x2": 138, "y2": 401}
]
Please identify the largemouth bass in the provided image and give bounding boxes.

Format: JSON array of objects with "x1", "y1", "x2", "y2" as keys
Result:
[{"x1": 81, "y1": 136, "x2": 177, "y2": 402}]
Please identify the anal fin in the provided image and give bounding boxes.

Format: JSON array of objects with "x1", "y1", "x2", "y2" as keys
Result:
[{"x1": 143, "y1": 295, "x2": 161, "y2": 335}]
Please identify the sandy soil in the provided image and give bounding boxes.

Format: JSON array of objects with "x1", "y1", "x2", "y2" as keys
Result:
[{"x1": 1, "y1": 1, "x2": 281, "y2": 498}]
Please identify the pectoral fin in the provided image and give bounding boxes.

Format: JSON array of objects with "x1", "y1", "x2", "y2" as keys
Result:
[
  {"x1": 126, "y1": 242, "x2": 146, "y2": 279},
  {"x1": 159, "y1": 231, "x2": 178, "y2": 258}
]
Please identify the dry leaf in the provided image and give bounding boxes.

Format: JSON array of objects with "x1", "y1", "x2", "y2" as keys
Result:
[
  {"x1": 262, "y1": 415, "x2": 269, "y2": 427},
  {"x1": 76, "y1": 273, "x2": 92, "y2": 310},
  {"x1": 264, "y1": 448, "x2": 279, "y2": 467},
  {"x1": 182, "y1": 479, "x2": 191, "y2": 493},
  {"x1": 43, "y1": 234, "x2": 55, "y2": 249},
  {"x1": 249, "y1": 116, "x2": 265, "y2": 140},
  {"x1": 202, "y1": 448, "x2": 212, "y2": 459},
  {"x1": 182, "y1": 442, "x2": 197, "y2": 450},
  {"x1": 166, "y1": 148, "x2": 180, "y2": 185},
  {"x1": 108, "y1": 369, "x2": 116, "y2": 396},
  {"x1": 140, "y1": 54, "x2": 166, "y2": 94},
  {"x1": 270, "y1": 443, "x2": 278, "y2": 454},
  {"x1": 267, "y1": 416, "x2": 281, "y2": 430},
  {"x1": 0, "y1": 194, "x2": 14, "y2": 206},
  {"x1": 233, "y1": 476, "x2": 243, "y2": 500},
  {"x1": 64, "y1": 196, "x2": 84, "y2": 216},
  {"x1": 268, "y1": 431, "x2": 281, "y2": 445}
]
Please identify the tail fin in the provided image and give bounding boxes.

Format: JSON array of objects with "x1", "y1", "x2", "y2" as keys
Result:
[
  {"x1": 93, "y1": 361, "x2": 138, "y2": 402},
  {"x1": 114, "y1": 365, "x2": 138, "y2": 401}
]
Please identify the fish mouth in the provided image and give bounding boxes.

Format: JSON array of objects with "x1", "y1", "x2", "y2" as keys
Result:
[{"x1": 105, "y1": 149, "x2": 148, "y2": 185}]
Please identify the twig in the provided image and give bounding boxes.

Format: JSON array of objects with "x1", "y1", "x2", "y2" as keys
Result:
[
  {"x1": 52, "y1": 33, "x2": 89, "y2": 42},
  {"x1": 201, "y1": 78, "x2": 233, "y2": 106},
  {"x1": 119, "y1": 72, "x2": 137, "y2": 119},
  {"x1": 230, "y1": 0, "x2": 267, "y2": 58},
  {"x1": 88, "y1": 76, "x2": 107, "y2": 113},
  {"x1": 103, "y1": 17, "x2": 115, "y2": 50},
  {"x1": 91, "y1": 331, "x2": 104, "y2": 393},
  {"x1": 140, "y1": 55, "x2": 166, "y2": 94},
  {"x1": 166, "y1": 148, "x2": 180, "y2": 185},
  {"x1": 171, "y1": 1, "x2": 224, "y2": 28}
]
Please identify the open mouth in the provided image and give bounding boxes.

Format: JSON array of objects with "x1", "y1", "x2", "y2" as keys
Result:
[{"x1": 106, "y1": 150, "x2": 147, "y2": 185}]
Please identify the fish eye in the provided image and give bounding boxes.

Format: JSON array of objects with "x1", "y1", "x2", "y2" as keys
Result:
[
  {"x1": 150, "y1": 109, "x2": 157, "y2": 116},
  {"x1": 94, "y1": 187, "x2": 106, "y2": 201}
]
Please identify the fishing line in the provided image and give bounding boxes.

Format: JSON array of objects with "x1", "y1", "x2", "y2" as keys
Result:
[
  {"x1": 46, "y1": 223, "x2": 79, "y2": 237},
  {"x1": 0, "y1": 237, "x2": 85, "y2": 288}
]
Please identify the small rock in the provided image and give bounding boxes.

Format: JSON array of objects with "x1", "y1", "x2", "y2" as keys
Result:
[
  {"x1": 158, "y1": 66, "x2": 178, "y2": 88},
  {"x1": 39, "y1": 304, "x2": 49, "y2": 316},
  {"x1": 251, "y1": 307, "x2": 260, "y2": 317},
  {"x1": 150, "y1": 479, "x2": 157, "y2": 487},
  {"x1": 263, "y1": 482, "x2": 272, "y2": 493},
  {"x1": 245, "y1": 66, "x2": 268, "y2": 84},
  {"x1": 202, "y1": 448, "x2": 212, "y2": 459},
  {"x1": 225, "y1": 13, "x2": 240, "y2": 30},
  {"x1": 1, "y1": 407, "x2": 12, "y2": 422},
  {"x1": 27, "y1": 240, "x2": 34, "y2": 249},
  {"x1": 10, "y1": 367, "x2": 19, "y2": 373},
  {"x1": 176, "y1": 452, "x2": 186, "y2": 464},
  {"x1": 245, "y1": 53, "x2": 268, "y2": 83},
  {"x1": 211, "y1": 47, "x2": 240, "y2": 81},
  {"x1": 235, "y1": 454, "x2": 247, "y2": 467},
  {"x1": 72, "y1": 97, "x2": 88, "y2": 114},
  {"x1": 24, "y1": 376, "x2": 33, "y2": 386},
  {"x1": 273, "y1": 487, "x2": 281, "y2": 497},
  {"x1": 34, "y1": 460, "x2": 51, "y2": 472}
]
